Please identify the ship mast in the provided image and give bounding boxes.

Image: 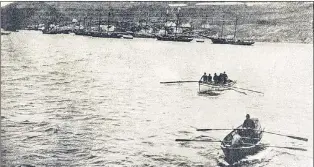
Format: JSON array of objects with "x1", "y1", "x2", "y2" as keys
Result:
[
  {"x1": 107, "y1": 9, "x2": 110, "y2": 31},
  {"x1": 221, "y1": 14, "x2": 225, "y2": 38},
  {"x1": 145, "y1": 12, "x2": 149, "y2": 33},
  {"x1": 233, "y1": 15, "x2": 238, "y2": 40},
  {"x1": 165, "y1": 9, "x2": 168, "y2": 36},
  {"x1": 175, "y1": 7, "x2": 181, "y2": 37},
  {"x1": 83, "y1": 17, "x2": 86, "y2": 30},
  {"x1": 98, "y1": 10, "x2": 101, "y2": 32}
]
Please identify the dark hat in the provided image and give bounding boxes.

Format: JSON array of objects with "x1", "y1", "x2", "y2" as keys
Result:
[{"x1": 246, "y1": 114, "x2": 250, "y2": 118}]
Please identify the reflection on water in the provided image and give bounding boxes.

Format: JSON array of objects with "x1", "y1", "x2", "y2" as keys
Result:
[{"x1": 1, "y1": 31, "x2": 313, "y2": 166}]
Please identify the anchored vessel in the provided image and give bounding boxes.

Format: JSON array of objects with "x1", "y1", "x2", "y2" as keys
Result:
[
  {"x1": 210, "y1": 15, "x2": 255, "y2": 45},
  {"x1": 156, "y1": 8, "x2": 193, "y2": 42}
]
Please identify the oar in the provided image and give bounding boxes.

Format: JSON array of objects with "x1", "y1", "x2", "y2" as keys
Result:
[
  {"x1": 261, "y1": 144, "x2": 308, "y2": 151},
  {"x1": 232, "y1": 86, "x2": 264, "y2": 94},
  {"x1": 196, "y1": 128, "x2": 308, "y2": 142},
  {"x1": 263, "y1": 145, "x2": 307, "y2": 151},
  {"x1": 196, "y1": 128, "x2": 241, "y2": 131},
  {"x1": 160, "y1": 81, "x2": 199, "y2": 84},
  {"x1": 229, "y1": 88, "x2": 247, "y2": 95},
  {"x1": 175, "y1": 139, "x2": 222, "y2": 142},
  {"x1": 263, "y1": 131, "x2": 308, "y2": 142}
]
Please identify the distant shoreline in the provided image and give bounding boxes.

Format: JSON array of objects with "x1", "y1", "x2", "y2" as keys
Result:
[{"x1": 3, "y1": 29, "x2": 313, "y2": 44}]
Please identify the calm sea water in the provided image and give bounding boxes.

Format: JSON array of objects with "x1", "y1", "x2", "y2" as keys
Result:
[{"x1": 1, "y1": 30, "x2": 313, "y2": 167}]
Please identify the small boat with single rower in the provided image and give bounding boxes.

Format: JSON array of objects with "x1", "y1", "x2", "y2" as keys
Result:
[{"x1": 220, "y1": 118, "x2": 263, "y2": 164}]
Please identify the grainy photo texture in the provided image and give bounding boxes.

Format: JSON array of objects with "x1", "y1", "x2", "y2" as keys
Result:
[{"x1": 1, "y1": 1, "x2": 313, "y2": 166}]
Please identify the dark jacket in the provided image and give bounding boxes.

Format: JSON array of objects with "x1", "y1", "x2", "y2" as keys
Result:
[
  {"x1": 213, "y1": 75, "x2": 218, "y2": 82},
  {"x1": 201, "y1": 75, "x2": 208, "y2": 82},
  {"x1": 208, "y1": 75, "x2": 212, "y2": 82},
  {"x1": 243, "y1": 119, "x2": 255, "y2": 129}
]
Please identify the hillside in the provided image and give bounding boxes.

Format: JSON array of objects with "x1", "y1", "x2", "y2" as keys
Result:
[{"x1": 1, "y1": 2, "x2": 313, "y2": 43}]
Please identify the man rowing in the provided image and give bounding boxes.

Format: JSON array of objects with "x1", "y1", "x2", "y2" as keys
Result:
[
  {"x1": 199, "y1": 72, "x2": 208, "y2": 83},
  {"x1": 243, "y1": 114, "x2": 255, "y2": 129},
  {"x1": 242, "y1": 114, "x2": 256, "y2": 139},
  {"x1": 219, "y1": 73, "x2": 224, "y2": 84},
  {"x1": 208, "y1": 73, "x2": 212, "y2": 83},
  {"x1": 222, "y1": 71, "x2": 228, "y2": 84},
  {"x1": 213, "y1": 73, "x2": 218, "y2": 84}
]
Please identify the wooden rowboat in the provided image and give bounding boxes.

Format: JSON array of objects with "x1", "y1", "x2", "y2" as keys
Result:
[
  {"x1": 198, "y1": 80, "x2": 236, "y2": 93},
  {"x1": 220, "y1": 118, "x2": 263, "y2": 164}
]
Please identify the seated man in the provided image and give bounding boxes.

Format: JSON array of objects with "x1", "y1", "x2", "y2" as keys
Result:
[
  {"x1": 213, "y1": 73, "x2": 218, "y2": 84},
  {"x1": 242, "y1": 114, "x2": 256, "y2": 138},
  {"x1": 208, "y1": 73, "x2": 212, "y2": 83},
  {"x1": 223, "y1": 71, "x2": 228, "y2": 84},
  {"x1": 231, "y1": 133, "x2": 243, "y2": 148},
  {"x1": 199, "y1": 72, "x2": 208, "y2": 83}
]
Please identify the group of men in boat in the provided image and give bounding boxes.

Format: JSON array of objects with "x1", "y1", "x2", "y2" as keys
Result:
[{"x1": 199, "y1": 72, "x2": 229, "y2": 84}]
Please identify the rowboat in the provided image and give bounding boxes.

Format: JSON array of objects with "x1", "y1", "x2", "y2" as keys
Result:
[
  {"x1": 220, "y1": 118, "x2": 263, "y2": 164},
  {"x1": 198, "y1": 80, "x2": 236, "y2": 93},
  {"x1": 1, "y1": 31, "x2": 11, "y2": 35},
  {"x1": 122, "y1": 34, "x2": 134, "y2": 39}
]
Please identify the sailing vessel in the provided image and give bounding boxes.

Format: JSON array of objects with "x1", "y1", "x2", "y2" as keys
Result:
[
  {"x1": 133, "y1": 12, "x2": 156, "y2": 39},
  {"x1": 156, "y1": 8, "x2": 193, "y2": 42},
  {"x1": 42, "y1": 22, "x2": 58, "y2": 34},
  {"x1": 91, "y1": 9, "x2": 123, "y2": 39},
  {"x1": 210, "y1": 15, "x2": 254, "y2": 45}
]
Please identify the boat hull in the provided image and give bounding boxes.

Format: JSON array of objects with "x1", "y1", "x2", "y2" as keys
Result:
[
  {"x1": 211, "y1": 38, "x2": 254, "y2": 45},
  {"x1": 133, "y1": 33, "x2": 155, "y2": 38},
  {"x1": 91, "y1": 32, "x2": 122, "y2": 38},
  {"x1": 122, "y1": 35, "x2": 133, "y2": 39},
  {"x1": 199, "y1": 80, "x2": 236, "y2": 93},
  {"x1": 221, "y1": 144, "x2": 261, "y2": 164},
  {"x1": 74, "y1": 30, "x2": 92, "y2": 36},
  {"x1": 156, "y1": 36, "x2": 193, "y2": 42},
  {"x1": 42, "y1": 30, "x2": 57, "y2": 34},
  {"x1": 211, "y1": 38, "x2": 234, "y2": 44},
  {"x1": 232, "y1": 41, "x2": 255, "y2": 45},
  {"x1": 1, "y1": 32, "x2": 11, "y2": 35}
]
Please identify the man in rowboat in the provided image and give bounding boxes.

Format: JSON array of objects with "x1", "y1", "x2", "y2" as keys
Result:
[
  {"x1": 222, "y1": 72, "x2": 228, "y2": 84},
  {"x1": 213, "y1": 73, "x2": 218, "y2": 84},
  {"x1": 208, "y1": 73, "x2": 212, "y2": 83},
  {"x1": 199, "y1": 72, "x2": 208, "y2": 83},
  {"x1": 242, "y1": 114, "x2": 256, "y2": 138},
  {"x1": 218, "y1": 73, "x2": 224, "y2": 84},
  {"x1": 243, "y1": 114, "x2": 255, "y2": 129},
  {"x1": 231, "y1": 133, "x2": 243, "y2": 147}
]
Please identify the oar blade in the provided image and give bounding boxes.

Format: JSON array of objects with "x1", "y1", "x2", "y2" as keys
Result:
[
  {"x1": 264, "y1": 131, "x2": 308, "y2": 142},
  {"x1": 282, "y1": 147, "x2": 307, "y2": 151},
  {"x1": 264, "y1": 145, "x2": 307, "y2": 151},
  {"x1": 287, "y1": 135, "x2": 308, "y2": 142},
  {"x1": 175, "y1": 139, "x2": 192, "y2": 142}
]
